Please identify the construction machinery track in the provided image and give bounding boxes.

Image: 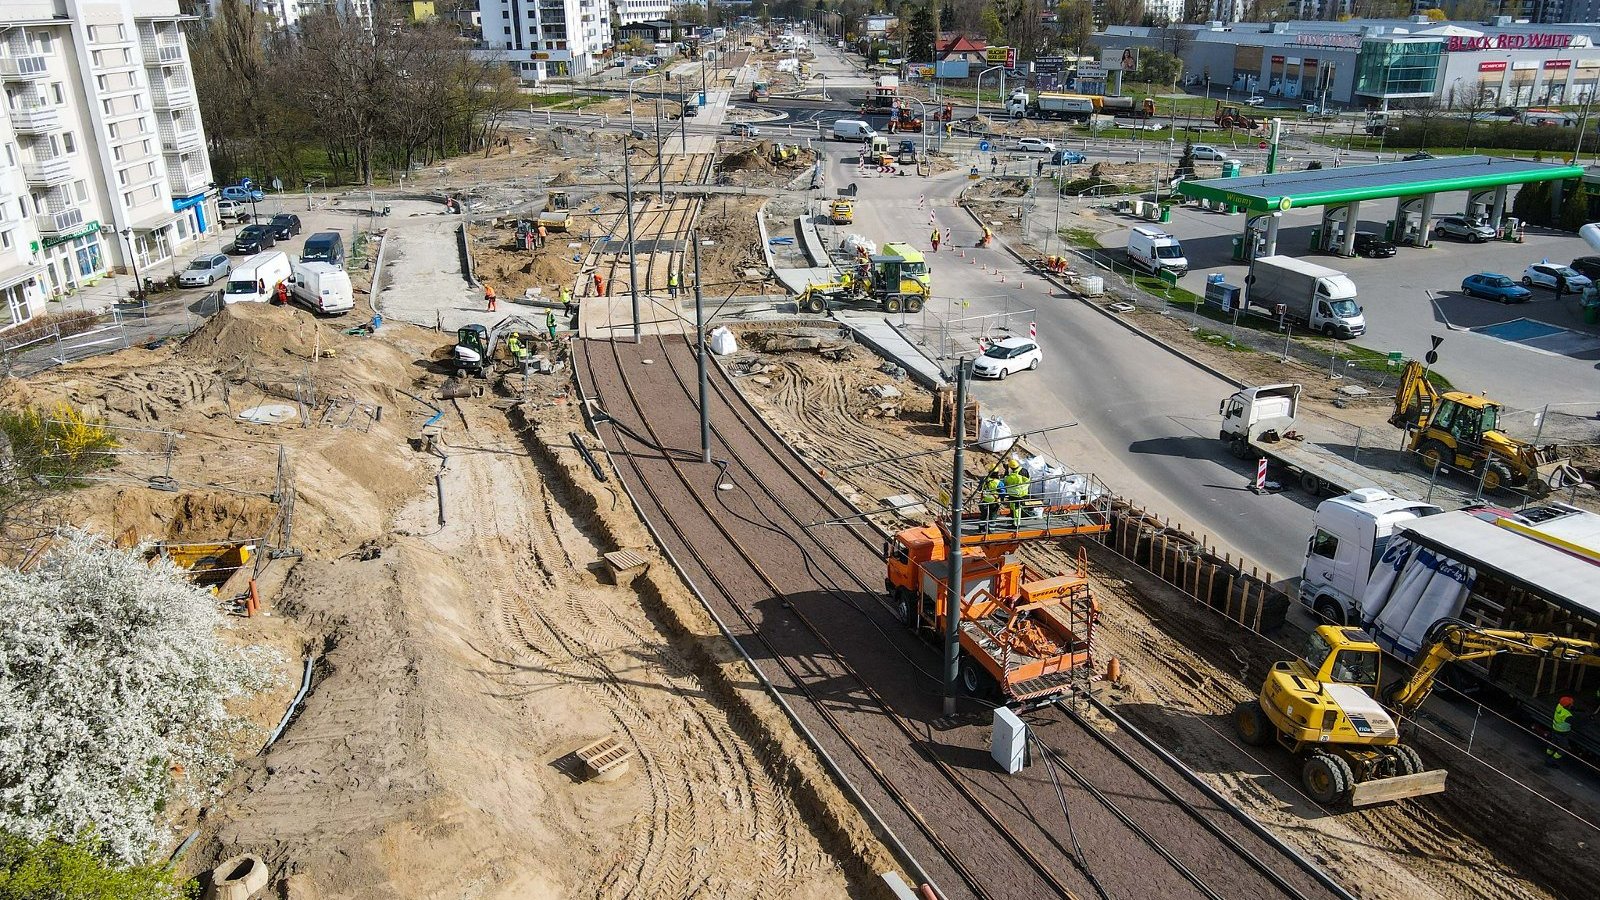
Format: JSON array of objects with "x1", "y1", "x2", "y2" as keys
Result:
[{"x1": 573, "y1": 326, "x2": 1355, "y2": 900}]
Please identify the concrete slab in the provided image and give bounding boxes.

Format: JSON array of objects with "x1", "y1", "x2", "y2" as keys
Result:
[
  {"x1": 375, "y1": 211, "x2": 490, "y2": 333},
  {"x1": 834, "y1": 310, "x2": 949, "y2": 388},
  {"x1": 579, "y1": 290, "x2": 691, "y2": 340}
]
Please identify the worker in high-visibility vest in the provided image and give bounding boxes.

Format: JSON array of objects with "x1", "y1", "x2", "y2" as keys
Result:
[
  {"x1": 1547, "y1": 695, "x2": 1575, "y2": 764},
  {"x1": 1002, "y1": 460, "x2": 1029, "y2": 527},
  {"x1": 978, "y1": 474, "x2": 1001, "y2": 524},
  {"x1": 930, "y1": 227, "x2": 941, "y2": 253},
  {"x1": 505, "y1": 332, "x2": 527, "y2": 362}
]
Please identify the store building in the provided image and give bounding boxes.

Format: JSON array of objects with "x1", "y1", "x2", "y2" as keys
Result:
[
  {"x1": 1097, "y1": 16, "x2": 1600, "y2": 109},
  {"x1": 478, "y1": 0, "x2": 612, "y2": 80},
  {"x1": 1, "y1": 0, "x2": 217, "y2": 332}
]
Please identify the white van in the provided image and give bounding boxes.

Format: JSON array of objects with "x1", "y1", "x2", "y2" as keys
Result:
[
  {"x1": 289, "y1": 260, "x2": 354, "y2": 314},
  {"x1": 223, "y1": 250, "x2": 293, "y2": 304},
  {"x1": 1126, "y1": 226, "x2": 1188, "y2": 277},
  {"x1": 832, "y1": 119, "x2": 876, "y2": 142}
]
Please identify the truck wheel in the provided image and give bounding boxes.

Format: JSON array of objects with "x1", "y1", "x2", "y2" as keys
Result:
[
  {"x1": 1302, "y1": 753, "x2": 1353, "y2": 805},
  {"x1": 1299, "y1": 472, "x2": 1323, "y2": 495},
  {"x1": 884, "y1": 296, "x2": 903, "y2": 313},
  {"x1": 1417, "y1": 439, "x2": 1451, "y2": 474},
  {"x1": 893, "y1": 589, "x2": 916, "y2": 628},
  {"x1": 960, "y1": 657, "x2": 998, "y2": 700},
  {"x1": 1234, "y1": 700, "x2": 1272, "y2": 747},
  {"x1": 1313, "y1": 597, "x2": 1346, "y2": 626},
  {"x1": 1321, "y1": 323, "x2": 1336, "y2": 338},
  {"x1": 1480, "y1": 459, "x2": 1514, "y2": 493},
  {"x1": 1229, "y1": 438, "x2": 1250, "y2": 460},
  {"x1": 905, "y1": 296, "x2": 924, "y2": 313},
  {"x1": 1380, "y1": 745, "x2": 1418, "y2": 777}
]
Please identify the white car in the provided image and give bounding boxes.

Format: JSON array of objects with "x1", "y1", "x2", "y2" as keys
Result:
[
  {"x1": 216, "y1": 198, "x2": 250, "y2": 223},
  {"x1": 1190, "y1": 144, "x2": 1230, "y2": 161},
  {"x1": 177, "y1": 252, "x2": 231, "y2": 287},
  {"x1": 1522, "y1": 263, "x2": 1594, "y2": 292},
  {"x1": 971, "y1": 337, "x2": 1041, "y2": 379},
  {"x1": 1016, "y1": 138, "x2": 1057, "y2": 153},
  {"x1": 1245, "y1": 96, "x2": 1266, "y2": 107}
]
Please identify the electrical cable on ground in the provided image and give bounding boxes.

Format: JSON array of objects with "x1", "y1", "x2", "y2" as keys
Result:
[{"x1": 1028, "y1": 730, "x2": 1115, "y2": 900}]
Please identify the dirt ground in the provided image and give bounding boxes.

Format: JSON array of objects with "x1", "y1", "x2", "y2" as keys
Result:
[
  {"x1": 2, "y1": 306, "x2": 893, "y2": 897},
  {"x1": 724, "y1": 327, "x2": 1583, "y2": 900}
]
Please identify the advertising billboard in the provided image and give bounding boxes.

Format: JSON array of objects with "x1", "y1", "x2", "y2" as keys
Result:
[{"x1": 1102, "y1": 47, "x2": 1137, "y2": 71}]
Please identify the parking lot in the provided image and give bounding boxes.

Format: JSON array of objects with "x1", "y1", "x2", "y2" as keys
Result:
[{"x1": 1100, "y1": 194, "x2": 1600, "y2": 409}]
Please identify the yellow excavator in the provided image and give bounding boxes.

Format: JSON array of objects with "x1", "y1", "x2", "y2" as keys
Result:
[
  {"x1": 1390, "y1": 359, "x2": 1580, "y2": 497},
  {"x1": 1235, "y1": 618, "x2": 1600, "y2": 807}
]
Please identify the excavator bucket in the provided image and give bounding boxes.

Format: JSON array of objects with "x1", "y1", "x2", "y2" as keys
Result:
[
  {"x1": 1349, "y1": 769, "x2": 1448, "y2": 807},
  {"x1": 1388, "y1": 359, "x2": 1434, "y2": 430}
]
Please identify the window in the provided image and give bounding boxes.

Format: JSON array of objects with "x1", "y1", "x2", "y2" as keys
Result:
[
  {"x1": 505, "y1": 26, "x2": 512, "y2": 34},
  {"x1": 36, "y1": 33, "x2": 54, "y2": 55},
  {"x1": 62, "y1": 132, "x2": 76, "y2": 154},
  {"x1": 1310, "y1": 529, "x2": 1338, "y2": 561},
  {"x1": 0, "y1": 231, "x2": 10, "y2": 250},
  {"x1": 73, "y1": 179, "x2": 86, "y2": 203},
  {"x1": 113, "y1": 144, "x2": 123, "y2": 161},
  {"x1": 51, "y1": 83, "x2": 64, "y2": 105},
  {"x1": 1302, "y1": 630, "x2": 1333, "y2": 671},
  {"x1": 1330, "y1": 650, "x2": 1379, "y2": 687}
]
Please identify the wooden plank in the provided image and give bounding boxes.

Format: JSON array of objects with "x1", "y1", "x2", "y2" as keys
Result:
[{"x1": 1349, "y1": 769, "x2": 1448, "y2": 807}]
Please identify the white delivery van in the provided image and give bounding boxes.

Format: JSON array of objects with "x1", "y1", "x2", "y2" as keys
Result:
[
  {"x1": 1126, "y1": 226, "x2": 1188, "y2": 277},
  {"x1": 289, "y1": 260, "x2": 354, "y2": 314},
  {"x1": 223, "y1": 250, "x2": 293, "y2": 304},
  {"x1": 832, "y1": 119, "x2": 876, "y2": 142}
]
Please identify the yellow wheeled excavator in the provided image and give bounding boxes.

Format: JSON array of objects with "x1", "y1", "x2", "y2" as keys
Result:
[
  {"x1": 1390, "y1": 359, "x2": 1581, "y2": 497},
  {"x1": 1236, "y1": 618, "x2": 1600, "y2": 807}
]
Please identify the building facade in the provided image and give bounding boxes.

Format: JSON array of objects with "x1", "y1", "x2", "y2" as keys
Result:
[
  {"x1": 478, "y1": 0, "x2": 611, "y2": 80},
  {"x1": 614, "y1": 0, "x2": 670, "y2": 26},
  {"x1": 1097, "y1": 17, "x2": 1600, "y2": 109},
  {"x1": 204, "y1": 1, "x2": 375, "y2": 30},
  {"x1": 1, "y1": 0, "x2": 216, "y2": 332}
]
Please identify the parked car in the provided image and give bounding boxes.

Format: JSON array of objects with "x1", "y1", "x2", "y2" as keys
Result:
[
  {"x1": 1403, "y1": 151, "x2": 1436, "y2": 161},
  {"x1": 221, "y1": 184, "x2": 264, "y2": 203},
  {"x1": 1523, "y1": 262, "x2": 1594, "y2": 292},
  {"x1": 1570, "y1": 256, "x2": 1600, "y2": 282},
  {"x1": 216, "y1": 199, "x2": 251, "y2": 223},
  {"x1": 1190, "y1": 144, "x2": 1230, "y2": 161},
  {"x1": 177, "y1": 252, "x2": 231, "y2": 287},
  {"x1": 1303, "y1": 103, "x2": 1328, "y2": 115},
  {"x1": 1352, "y1": 232, "x2": 1396, "y2": 258},
  {"x1": 630, "y1": 62, "x2": 651, "y2": 74},
  {"x1": 1016, "y1": 137, "x2": 1057, "y2": 153},
  {"x1": 1461, "y1": 272, "x2": 1532, "y2": 303},
  {"x1": 233, "y1": 224, "x2": 276, "y2": 254},
  {"x1": 1433, "y1": 215, "x2": 1495, "y2": 243},
  {"x1": 268, "y1": 213, "x2": 302, "y2": 240},
  {"x1": 1051, "y1": 148, "x2": 1087, "y2": 165},
  {"x1": 729, "y1": 122, "x2": 760, "y2": 137},
  {"x1": 1245, "y1": 96, "x2": 1266, "y2": 107},
  {"x1": 970, "y1": 337, "x2": 1041, "y2": 380}
]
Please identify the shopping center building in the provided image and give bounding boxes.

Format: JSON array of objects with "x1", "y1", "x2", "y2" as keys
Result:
[{"x1": 1096, "y1": 16, "x2": 1600, "y2": 110}]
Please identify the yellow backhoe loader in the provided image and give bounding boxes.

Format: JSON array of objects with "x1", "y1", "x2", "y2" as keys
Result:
[
  {"x1": 1236, "y1": 618, "x2": 1600, "y2": 807},
  {"x1": 1390, "y1": 359, "x2": 1580, "y2": 496}
]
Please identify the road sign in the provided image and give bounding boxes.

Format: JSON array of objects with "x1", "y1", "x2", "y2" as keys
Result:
[
  {"x1": 1424, "y1": 350, "x2": 1439, "y2": 365},
  {"x1": 1036, "y1": 55, "x2": 1065, "y2": 74},
  {"x1": 1077, "y1": 64, "x2": 1107, "y2": 80},
  {"x1": 240, "y1": 177, "x2": 253, "y2": 189},
  {"x1": 1430, "y1": 334, "x2": 1444, "y2": 350},
  {"x1": 1244, "y1": 273, "x2": 1257, "y2": 285},
  {"x1": 978, "y1": 140, "x2": 991, "y2": 152},
  {"x1": 1158, "y1": 269, "x2": 1179, "y2": 286},
  {"x1": 1258, "y1": 141, "x2": 1268, "y2": 150}
]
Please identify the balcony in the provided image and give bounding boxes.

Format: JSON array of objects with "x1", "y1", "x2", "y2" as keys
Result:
[
  {"x1": 35, "y1": 207, "x2": 85, "y2": 234},
  {"x1": 144, "y1": 43, "x2": 184, "y2": 66},
  {"x1": 8, "y1": 99, "x2": 60, "y2": 133},
  {"x1": 158, "y1": 124, "x2": 202, "y2": 154},
  {"x1": 166, "y1": 161, "x2": 210, "y2": 198},
  {"x1": 0, "y1": 55, "x2": 49, "y2": 80},
  {"x1": 150, "y1": 76, "x2": 194, "y2": 109},
  {"x1": 22, "y1": 153, "x2": 72, "y2": 186}
]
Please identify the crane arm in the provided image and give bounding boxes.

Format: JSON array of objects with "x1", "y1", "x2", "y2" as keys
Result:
[
  {"x1": 1388, "y1": 359, "x2": 1439, "y2": 431},
  {"x1": 1387, "y1": 618, "x2": 1600, "y2": 715}
]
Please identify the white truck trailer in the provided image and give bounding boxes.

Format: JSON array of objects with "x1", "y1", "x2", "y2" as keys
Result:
[
  {"x1": 1219, "y1": 383, "x2": 1473, "y2": 504},
  {"x1": 1005, "y1": 90, "x2": 1096, "y2": 121},
  {"x1": 1246, "y1": 255, "x2": 1366, "y2": 338}
]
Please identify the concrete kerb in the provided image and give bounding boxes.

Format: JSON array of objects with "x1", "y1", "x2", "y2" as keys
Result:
[
  {"x1": 458, "y1": 222, "x2": 478, "y2": 288},
  {"x1": 368, "y1": 228, "x2": 391, "y2": 316},
  {"x1": 955, "y1": 193, "x2": 1245, "y2": 390}
]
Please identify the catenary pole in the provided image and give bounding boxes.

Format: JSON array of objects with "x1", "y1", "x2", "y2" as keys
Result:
[
  {"x1": 943, "y1": 357, "x2": 967, "y2": 716},
  {"x1": 623, "y1": 139, "x2": 641, "y2": 341},
  {"x1": 694, "y1": 230, "x2": 711, "y2": 463}
]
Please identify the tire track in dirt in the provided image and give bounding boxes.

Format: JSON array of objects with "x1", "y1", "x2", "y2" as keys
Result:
[{"x1": 442, "y1": 411, "x2": 819, "y2": 898}]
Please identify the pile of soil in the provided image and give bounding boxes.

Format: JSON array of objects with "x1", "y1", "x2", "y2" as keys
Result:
[{"x1": 720, "y1": 142, "x2": 781, "y2": 173}]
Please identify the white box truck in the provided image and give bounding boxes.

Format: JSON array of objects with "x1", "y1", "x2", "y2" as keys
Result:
[
  {"x1": 1005, "y1": 90, "x2": 1096, "y2": 121},
  {"x1": 223, "y1": 251, "x2": 292, "y2": 305},
  {"x1": 289, "y1": 260, "x2": 354, "y2": 314},
  {"x1": 832, "y1": 119, "x2": 877, "y2": 142},
  {"x1": 1246, "y1": 255, "x2": 1365, "y2": 338},
  {"x1": 1126, "y1": 226, "x2": 1188, "y2": 277}
]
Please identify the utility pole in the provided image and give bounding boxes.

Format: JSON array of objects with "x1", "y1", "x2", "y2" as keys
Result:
[
  {"x1": 623, "y1": 139, "x2": 641, "y2": 341},
  {"x1": 943, "y1": 357, "x2": 967, "y2": 716},
  {"x1": 694, "y1": 230, "x2": 711, "y2": 463}
]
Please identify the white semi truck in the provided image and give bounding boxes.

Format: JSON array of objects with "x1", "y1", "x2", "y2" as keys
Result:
[
  {"x1": 1246, "y1": 255, "x2": 1366, "y2": 338},
  {"x1": 1005, "y1": 89, "x2": 1095, "y2": 121}
]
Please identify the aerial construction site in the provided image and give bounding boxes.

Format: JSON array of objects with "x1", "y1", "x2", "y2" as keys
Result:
[{"x1": 6, "y1": 30, "x2": 1600, "y2": 900}]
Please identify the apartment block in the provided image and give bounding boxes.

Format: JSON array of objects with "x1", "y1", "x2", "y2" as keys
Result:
[
  {"x1": 614, "y1": 0, "x2": 670, "y2": 26},
  {"x1": 478, "y1": 0, "x2": 612, "y2": 81},
  {"x1": 1, "y1": 0, "x2": 217, "y2": 332},
  {"x1": 224, "y1": 1, "x2": 375, "y2": 30}
]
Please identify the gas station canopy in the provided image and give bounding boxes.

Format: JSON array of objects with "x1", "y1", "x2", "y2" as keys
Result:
[{"x1": 1176, "y1": 155, "x2": 1584, "y2": 214}]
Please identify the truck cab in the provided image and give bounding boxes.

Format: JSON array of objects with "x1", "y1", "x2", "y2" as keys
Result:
[
  {"x1": 1299, "y1": 490, "x2": 1443, "y2": 625},
  {"x1": 1218, "y1": 383, "x2": 1299, "y2": 448},
  {"x1": 880, "y1": 242, "x2": 930, "y2": 293}
]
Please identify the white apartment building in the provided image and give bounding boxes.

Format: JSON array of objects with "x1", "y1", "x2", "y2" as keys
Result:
[
  {"x1": 614, "y1": 0, "x2": 670, "y2": 26},
  {"x1": 1, "y1": 0, "x2": 216, "y2": 332},
  {"x1": 479, "y1": 0, "x2": 612, "y2": 80},
  {"x1": 220, "y1": 1, "x2": 375, "y2": 31}
]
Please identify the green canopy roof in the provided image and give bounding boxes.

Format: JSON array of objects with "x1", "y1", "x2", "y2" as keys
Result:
[{"x1": 1176, "y1": 155, "x2": 1584, "y2": 213}]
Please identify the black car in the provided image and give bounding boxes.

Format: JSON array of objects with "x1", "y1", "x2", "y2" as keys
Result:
[
  {"x1": 1353, "y1": 232, "x2": 1396, "y2": 258},
  {"x1": 1403, "y1": 151, "x2": 1436, "y2": 161},
  {"x1": 268, "y1": 213, "x2": 301, "y2": 240},
  {"x1": 233, "y1": 224, "x2": 276, "y2": 254},
  {"x1": 1570, "y1": 256, "x2": 1600, "y2": 282}
]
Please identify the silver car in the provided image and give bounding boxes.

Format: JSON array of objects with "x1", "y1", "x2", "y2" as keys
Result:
[
  {"x1": 1433, "y1": 215, "x2": 1496, "y2": 243},
  {"x1": 178, "y1": 252, "x2": 230, "y2": 287}
]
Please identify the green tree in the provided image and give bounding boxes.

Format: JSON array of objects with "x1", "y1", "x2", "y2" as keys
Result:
[
  {"x1": 1056, "y1": 0, "x2": 1092, "y2": 56},
  {"x1": 1176, "y1": 139, "x2": 1196, "y2": 178},
  {"x1": 0, "y1": 832, "x2": 187, "y2": 900},
  {"x1": 1559, "y1": 180, "x2": 1590, "y2": 233},
  {"x1": 1136, "y1": 48, "x2": 1182, "y2": 86},
  {"x1": 978, "y1": 5, "x2": 1005, "y2": 44},
  {"x1": 906, "y1": 2, "x2": 935, "y2": 61}
]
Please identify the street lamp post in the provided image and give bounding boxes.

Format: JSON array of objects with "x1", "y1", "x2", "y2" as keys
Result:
[
  {"x1": 975, "y1": 64, "x2": 1003, "y2": 121},
  {"x1": 628, "y1": 72, "x2": 664, "y2": 128}
]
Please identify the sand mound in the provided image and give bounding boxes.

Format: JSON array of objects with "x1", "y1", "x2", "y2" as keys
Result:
[
  {"x1": 547, "y1": 169, "x2": 579, "y2": 187},
  {"x1": 720, "y1": 141, "x2": 780, "y2": 173}
]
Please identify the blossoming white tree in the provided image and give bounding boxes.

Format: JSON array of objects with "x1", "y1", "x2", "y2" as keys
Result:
[{"x1": 0, "y1": 531, "x2": 278, "y2": 863}]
